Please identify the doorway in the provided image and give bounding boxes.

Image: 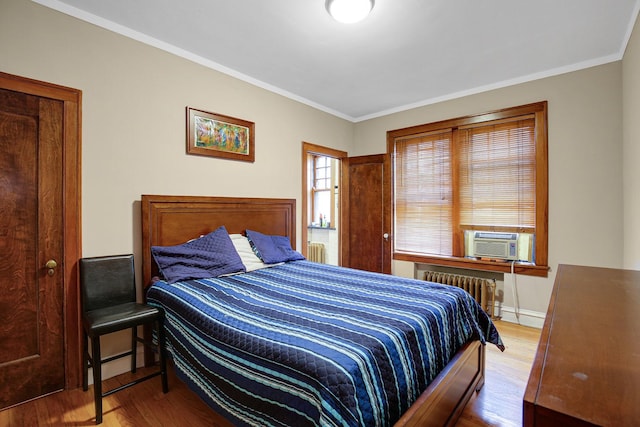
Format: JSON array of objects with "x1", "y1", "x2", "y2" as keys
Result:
[{"x1": 301, "y1": 142, "x2": 347, "y2": 265}]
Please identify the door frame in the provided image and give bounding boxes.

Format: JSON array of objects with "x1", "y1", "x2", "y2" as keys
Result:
[
  {"x1": 0, "y1": 72, "x2": 82, "y2": 389},
  {"x1": 301, "y1": 142, "x2": 347, "y2": 265}
]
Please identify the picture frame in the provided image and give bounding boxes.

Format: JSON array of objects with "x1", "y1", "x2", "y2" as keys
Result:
[{"x1": 186, "y1": 107, "x2": 255, "y2": 162}]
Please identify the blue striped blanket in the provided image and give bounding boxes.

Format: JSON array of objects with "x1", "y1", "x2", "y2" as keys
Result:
[{"x1": 147, "y1": 261, "x2": 503, "y2": 427}]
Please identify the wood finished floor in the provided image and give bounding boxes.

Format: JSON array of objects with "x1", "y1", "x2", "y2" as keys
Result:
[
  {"x1": 0, "y1": 321, "x2": 541, "y2": 427},
  {"x1": 456, "y1": 321, "x2": 541, "y2": 427}
]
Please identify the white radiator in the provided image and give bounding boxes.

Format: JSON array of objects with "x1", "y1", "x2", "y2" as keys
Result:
[
  {"x1": 425, "y1": 271, "x2": 496, "y2": 318},
  {"x1": 308, "y1": 242, "x2": 326, "y2": 263}
]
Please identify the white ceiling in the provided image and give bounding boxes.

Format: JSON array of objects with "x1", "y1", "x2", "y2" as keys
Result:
[{"x1": 36, "y1": 0, "x2": 640, "y2": 122}]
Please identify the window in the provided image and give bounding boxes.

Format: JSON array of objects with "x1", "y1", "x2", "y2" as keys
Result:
[
  {"x1": 311, "y1": 155, "x2": 336, "y2": 227},
  {"x1": 394, "y1": 129, "x2": 453, "y2": 255},
  {"x1": 388, "y1": 102, "x2": 548, "y2": 276}
]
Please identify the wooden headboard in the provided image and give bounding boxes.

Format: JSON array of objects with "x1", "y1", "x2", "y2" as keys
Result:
[{"x1": 141, "y1": 195, "x2": 296, "y2": 287}]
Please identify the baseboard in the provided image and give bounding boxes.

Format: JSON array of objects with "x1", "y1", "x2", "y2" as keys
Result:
[
  {"x1": 496, "y1": 306, "x2": 545, "y2": 329},
  {"x1": 86, "y1": 346, "x2": 146, "y2": 386}
]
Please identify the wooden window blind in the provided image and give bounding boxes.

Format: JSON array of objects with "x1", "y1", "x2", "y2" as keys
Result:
[
  {"x1": 394, "y1": 130, "x2": 453, "y2": 255},
  {"x1": 458, "y1": 117, "x2": 536, "y2": 230}
]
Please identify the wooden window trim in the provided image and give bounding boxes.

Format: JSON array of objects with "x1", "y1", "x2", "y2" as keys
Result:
[{"x1": 387, "y1": 102, "x2": 549, "y2": 277}]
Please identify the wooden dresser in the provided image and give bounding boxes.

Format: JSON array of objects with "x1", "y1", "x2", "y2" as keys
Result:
[{"x1": 523, "y1": 264, "x2": 640, "y2": 426}]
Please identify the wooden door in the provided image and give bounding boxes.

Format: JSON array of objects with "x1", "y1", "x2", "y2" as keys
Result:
[
  {"x1": 343, "y1": 154, "x2": 391, "y2": 274},
  {"x1": 0, "y1": 88, "x2": 65, "y2": 408}
]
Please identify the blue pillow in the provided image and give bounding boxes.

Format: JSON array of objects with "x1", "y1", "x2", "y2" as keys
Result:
[
  {"x1": 151, "y1": 226, "x2": 245, "y2": 283},
  {"x1": 245, "y1": 229, "x2": 305, "y2": 264}
]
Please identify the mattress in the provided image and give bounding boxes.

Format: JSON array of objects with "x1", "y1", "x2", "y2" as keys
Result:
[{"x1": 147, "y1": 260, "x2": 503, "y2": 427}]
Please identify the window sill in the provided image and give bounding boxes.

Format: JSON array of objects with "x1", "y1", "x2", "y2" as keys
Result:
[
  {"x1": 393, "y1": 252, "x2": 549, "y2": 277},
  {"x1": 308, "y1": 225, "x2": 336, "y2": 230}
]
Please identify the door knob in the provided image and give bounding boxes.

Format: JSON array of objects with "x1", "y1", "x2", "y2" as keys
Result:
[
  {"x1": 45, "y1": 259, "x2": 57, "y2": 276},
  {"x1": 383, "y1": 233, "x2": 389, "y2": 241}
]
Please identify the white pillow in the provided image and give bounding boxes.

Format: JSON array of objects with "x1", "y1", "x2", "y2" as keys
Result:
[{"x1": 229, "y1": 234, "x2": 279, "y2": 271}]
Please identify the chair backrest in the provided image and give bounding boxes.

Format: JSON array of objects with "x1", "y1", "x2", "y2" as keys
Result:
[{"x1": 79, "y1": 254, "x2": 136, "y2": 313}]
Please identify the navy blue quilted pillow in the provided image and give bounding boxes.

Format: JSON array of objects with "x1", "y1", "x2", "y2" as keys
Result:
[
  {"x1": 245, "y1": 229, "x2": 305, "y2": 264},
  {"x1": 151, "y1": 226, "x2": 245, "y2": 283}
]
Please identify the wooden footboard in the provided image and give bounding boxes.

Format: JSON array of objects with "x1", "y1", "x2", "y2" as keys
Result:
[
  {"x1": 141, "y1": 195, "x2": 486, "y2": 427},
  {"x1": 395, "y1": 340, "x2": 485, "y2": 427}
]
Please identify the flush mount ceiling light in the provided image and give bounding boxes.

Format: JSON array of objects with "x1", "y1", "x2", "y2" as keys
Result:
[{"x1": 325, "y1": 0, "x2": 375, "y2": 24}]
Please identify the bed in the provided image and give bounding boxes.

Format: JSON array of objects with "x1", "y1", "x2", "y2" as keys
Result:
[{"x1": 141, "y1": 194, "x2": 504, "y2": 427}]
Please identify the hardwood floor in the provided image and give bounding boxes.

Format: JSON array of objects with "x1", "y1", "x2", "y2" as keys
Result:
[
  {"x1": 0, "y1": 321, "x2": 540, "y2": 426},
  {"x1": 457, "y1": 321, "x2": 541, "y2": 427}
]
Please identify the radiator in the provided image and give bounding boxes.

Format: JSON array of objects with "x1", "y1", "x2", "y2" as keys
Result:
[
  {"x1": 424, "y1": 271, "x2": 496, "y2": 318},
  {"x1": 308, "y1": 242, "x2": 326, "y2": 263}
]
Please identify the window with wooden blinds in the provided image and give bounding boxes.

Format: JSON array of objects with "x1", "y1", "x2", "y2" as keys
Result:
[
  {"x1": 387, "y1": 102, "x2": 548, "y2": 276},
  {"x1": 458, "y1": 117, "x2": 536, "y2": 230},
  {"x1": 394, "y1": 130, "x2": 453, "y2": 256}
]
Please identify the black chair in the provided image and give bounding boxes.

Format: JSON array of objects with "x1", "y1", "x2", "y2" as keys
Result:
[{"x1": 79, "y1": 254, "x2": 168, "y2": 424}]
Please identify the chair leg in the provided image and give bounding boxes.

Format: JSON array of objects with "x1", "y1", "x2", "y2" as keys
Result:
[
  {"x1": 131, "y1": 326, "x2": 137, "y2": 373},
  {"x1": 91, "y1": 335, "x2": 103, "y2": 425},
  {"x1": 82, "y1": 332, "x2": 89, "y2": 391},
  {"x1": 158, "y1": 319, "x2": 168, "y2": 393}
]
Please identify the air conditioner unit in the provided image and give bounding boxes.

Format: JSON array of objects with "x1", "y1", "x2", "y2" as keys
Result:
[{"x1": 472, "y1": 231, "x2": 518, "y2": 260}]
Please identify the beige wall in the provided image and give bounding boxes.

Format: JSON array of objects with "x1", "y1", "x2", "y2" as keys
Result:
[
  {"x1": 0, "y1": 0, "x2": 636, "y2": 342},
  {"x1": 0, "y1": 0, "x2": 354, "y2": 254},
  {"x1": 354, "y1": 61, "x2": 625, "y2": 325},
  {"x1": 624, "y1": 12, "x2": 640, "y2": 270}
]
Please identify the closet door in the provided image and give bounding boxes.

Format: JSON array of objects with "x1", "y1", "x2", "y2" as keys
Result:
[{"x1": 0, "y1": 88, "x2": 65, "y2": 409}]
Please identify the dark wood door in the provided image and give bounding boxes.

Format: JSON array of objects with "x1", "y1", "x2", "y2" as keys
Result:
[
  {"x1": 343, "y1": 154, "x2": 391, "y2": 273},
  {"x1": 0, "y1": 88, "x2": 65, "y2": 409}
]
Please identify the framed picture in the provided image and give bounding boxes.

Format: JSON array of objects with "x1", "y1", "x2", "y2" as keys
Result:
[{"x1": 186, "y1": 107, "x2": 255, "y2": 162}]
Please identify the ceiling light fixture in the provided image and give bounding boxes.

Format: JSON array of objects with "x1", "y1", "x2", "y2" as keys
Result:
[{"x1": 325, "y1": 0, "x2": 375, "y2": 24}]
